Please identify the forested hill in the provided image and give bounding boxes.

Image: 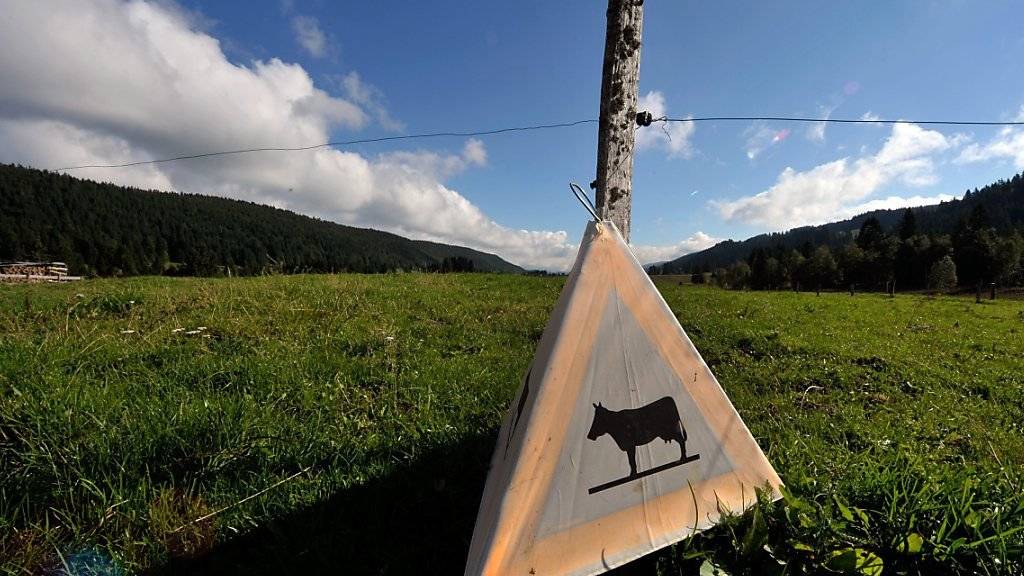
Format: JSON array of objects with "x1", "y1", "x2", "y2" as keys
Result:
[
  {"x1": 662, "y1": 172, "x2": 1024, "y2": 273},
  {"x1": 0, "y1": 164, "x2": 523, "y2": 276}
]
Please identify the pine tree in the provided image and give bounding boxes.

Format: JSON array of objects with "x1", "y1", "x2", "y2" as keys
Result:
[
  {"x1": 856, "y1": 217, "x2": 885, "y2": 251},
  {"x1": 897, "y1": 208, "x2": 917, "y2": 240}
]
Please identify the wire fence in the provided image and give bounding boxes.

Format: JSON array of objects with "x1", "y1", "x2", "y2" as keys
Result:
[{"x1": 54, "y1": 115, "x2": 1024, "y2": 172}]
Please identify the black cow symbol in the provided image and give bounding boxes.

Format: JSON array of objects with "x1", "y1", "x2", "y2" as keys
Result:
[{"x1": 586, "y1": 397, "x2": 697, "y2": 489}]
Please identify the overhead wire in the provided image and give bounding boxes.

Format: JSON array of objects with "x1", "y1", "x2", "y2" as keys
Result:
[
  {"x1": 663, "y1": 117, "x2": 1024, "y2": 126},
  {"x1": 53, "y1": 119, "x2": 600, "y2": 171},
  {"x1": 53, "y1": 116, "x2": 1024, "y2": 172}
]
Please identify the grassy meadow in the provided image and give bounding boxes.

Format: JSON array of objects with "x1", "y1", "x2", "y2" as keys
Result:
[{"x1": 1, "y1": 274, "x2": 1023, "y2": 575}]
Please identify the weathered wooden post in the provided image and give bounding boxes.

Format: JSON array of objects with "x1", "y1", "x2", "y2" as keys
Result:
[{"x1": 593, "y1": 0, "x2": 644, "y2": 242}]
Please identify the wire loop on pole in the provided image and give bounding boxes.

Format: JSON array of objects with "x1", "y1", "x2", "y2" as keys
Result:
[{"x1": 570, "y1": 182, "x2": 600, "y2": 221}]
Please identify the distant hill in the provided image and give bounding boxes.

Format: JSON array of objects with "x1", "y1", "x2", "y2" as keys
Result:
[
  {"x1": 0, "y1": 164, "x2": 523, "y2": 276},
  {"x1": 409, "y1": 240, "x2": 522, "y2": 273},
  {"x1": 662, "y1": 172, "x2": 1024, "y2": 273}
]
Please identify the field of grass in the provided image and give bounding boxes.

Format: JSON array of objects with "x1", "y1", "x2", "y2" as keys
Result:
[{"x1": 2, "y1": 274, "x2": 1023, "y2": 575}]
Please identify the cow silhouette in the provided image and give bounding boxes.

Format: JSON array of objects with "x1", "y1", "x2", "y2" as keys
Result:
[{"x1": 586, "y1": 396, "x2": 689, "y2": 478}]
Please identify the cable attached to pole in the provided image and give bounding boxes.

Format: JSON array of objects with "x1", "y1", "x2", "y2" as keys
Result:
[
  {"x1": 660, "y1": 116, "x2": 1024, "y2": 126},
  {"x1": 51, "y1": 115, "x2": 1024, "y2": 172}
]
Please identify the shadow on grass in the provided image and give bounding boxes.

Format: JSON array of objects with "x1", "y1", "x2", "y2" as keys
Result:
[
  {"x1": 152, "y1": 430, "x2": 668, "y2": 576},
  {"x1": 153, "y1": 432, "x2": 494, "y2": 575}
]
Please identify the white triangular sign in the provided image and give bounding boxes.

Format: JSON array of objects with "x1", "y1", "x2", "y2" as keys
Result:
[{"x1": 465, "y1": 221, "x2": 782, "y2": 576}]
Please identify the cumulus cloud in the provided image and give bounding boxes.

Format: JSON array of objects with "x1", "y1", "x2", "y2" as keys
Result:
[
  {"x1": 635, "y1": 91, "x2": 695, "y2": 158},
  {"x1": 291, "y1": 15, "x2": 328, "y2": 58},
  {"x1": 630, "y1": 232, "x2": 720, "y2": 264},
  {"x1": 374, "y1": 139, "x2": 486, "y2": 182},
  {"x1": 953, "y1": 104, "x2": 1024, "y2": 168},
  {"x1": 956, "y1": 126, "x2": 1024, "y2": 169},
  {"x1": 744, "y1": 122, "x2": 790, "y2": 160},
  {"x1": 714, "y1": 123, "x2": 958, "y2": 229},
  {"x1": 0, "y1": 119, "x2": 175, "y2": 192},
  {"x1": 0, "y1": 0, "x2": 593, "y2": 270}
]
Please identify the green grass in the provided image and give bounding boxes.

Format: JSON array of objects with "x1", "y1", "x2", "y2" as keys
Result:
[{"x1": 1, "y1": 275, "x2": 1022, "y2": 575}]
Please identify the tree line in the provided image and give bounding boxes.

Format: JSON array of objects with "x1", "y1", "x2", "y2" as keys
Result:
[
  {"x1": 650, "y1": 172, "x2": 1024, "y2": 293},
  {"x1": 0, "y1": 164, "x2": 521, "y2": 276}
]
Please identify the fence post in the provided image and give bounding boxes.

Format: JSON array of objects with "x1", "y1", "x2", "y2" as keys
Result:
[{"x1": 593, "y1": 0, "x2": 645, "y2": 242}]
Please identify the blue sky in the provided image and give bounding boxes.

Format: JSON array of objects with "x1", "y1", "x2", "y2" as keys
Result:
[{"x1": 2, "y1": 1, "x2": 1023, "y2": 268}]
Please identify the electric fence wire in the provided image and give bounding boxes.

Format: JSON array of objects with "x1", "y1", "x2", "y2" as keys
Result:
[{"x1": 54, "y1": 116, "x2": 1024, "y2": 172}]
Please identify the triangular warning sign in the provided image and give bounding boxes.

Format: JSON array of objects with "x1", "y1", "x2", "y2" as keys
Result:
[{"x1": 465, "y1": 221, "x2": 782, "y2": 576}]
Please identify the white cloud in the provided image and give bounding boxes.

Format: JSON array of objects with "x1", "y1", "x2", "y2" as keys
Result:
[
  {"x1": 0, "y1": 119, "x2": 175, "y2": 192},
  {"x1": 374, "y1": 139, "x2": 486, "y2": 182},
  {"x1": 805, "y1": 104, "x2": 836, "y2": 143},
  {"x1": 956, "y1": 126, "x2": 1024, "y2": 169},
  {"x1": 0, "y1": 0, "x2": 581, "y2": 270},
  {"x1": 744, "y1": 122, "x2": 790, "y2": 160},
  {"x1": 462, "y1": 138, "x2": 487, "y2": 167},
  {"x1": 844, "y1": 194, "x2": 954, "y2": 216},
  {"x1": 340, "y1": 71, "x2": 404, "y2": 132},
  {"x1": 635, "y1": 91, "x2": 695, "y2": 158},
  {"x1": 806, "y1": 122, "x2": 826, "y2": 143},
  {"x1": 631, "y1": 231, "x2": 720, "y2": 264},
  {"x1": 951, "y1": 103, "x2": 1024, "y2": 168},
  {"x1": 860, "y1": 111, "x2": 882, "y2": 123},
  {"x1": 713, "y1": 123, "x2": 957, "y2": 229},
  {"x1": 291, "y1": 15, "x2": 328, "y2": 58}
]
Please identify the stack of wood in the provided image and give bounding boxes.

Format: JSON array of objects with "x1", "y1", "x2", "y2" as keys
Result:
[{"x1": 0, "y1": 262, "x2": 80, "y2": 282}]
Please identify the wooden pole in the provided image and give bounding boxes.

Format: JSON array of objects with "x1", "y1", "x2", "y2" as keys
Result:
[{"x1": 594, "y1": 0, "x2": 644, "y2": 243}]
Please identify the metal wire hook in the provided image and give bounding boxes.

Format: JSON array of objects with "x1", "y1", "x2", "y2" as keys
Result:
[{"x1": 570, "y1": 182, "x2": 600, "y2": 221}]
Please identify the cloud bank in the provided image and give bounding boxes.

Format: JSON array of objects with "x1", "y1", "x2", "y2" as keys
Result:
[
  {"x1": 714, "y1": 123, "x2": 960, "y2": 229},
  {"x1": 0, "y1": 0, "x2": 711, "y2": 270},
  {"x1": 630, "y1": 232, "x2": 720, "y2": 264},
  {"x1": 9, "y1": 2, "x2": 996, "y2": 270},
  {"x1": 956, "y1": 125, "x2": 1024, "y2": 169}
]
